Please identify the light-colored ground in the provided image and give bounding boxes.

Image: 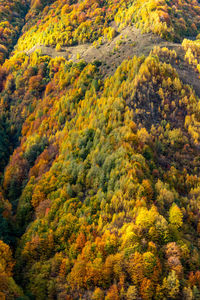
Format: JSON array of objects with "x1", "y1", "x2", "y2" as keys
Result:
[
  {"x1": 26, "y1": 26, "x2": 177, "y2": 65},
  {"x1": 25, "y1": 25, "x2": 200, "y2": 96}
]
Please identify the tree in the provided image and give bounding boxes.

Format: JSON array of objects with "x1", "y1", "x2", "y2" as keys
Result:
[
  {"x1": 140, "y1": 278, "x2": 154, "y2": 300},
  {"x1": 105, "y1": 284, "x2": 119, "y2": 300},
  {"x1": 126, "y1": 286, "x2": 138, "y2": 300},
  {"x1": 92, "y1": 287, "x2": 104, "y2": 300},
  {"x1": 169, "y1": 204, "x2": 183, "y2": 228},
  {"x1": 162, "y1": 271, "x2": 180, "y2": 299},
  {"x1": 128, "y1": 252, "x2": 144, "y2": 285}
]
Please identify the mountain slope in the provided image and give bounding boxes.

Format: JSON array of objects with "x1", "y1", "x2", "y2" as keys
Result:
[
  {"x1": 1, "y1": 0, "x2": 200, "y2": 299},
  {"x1": 0, "y1": 0, "x2": 28, "y2": 63},
  {"x1": 14, "y1": 0, "x2": 200, "y2": 53}
]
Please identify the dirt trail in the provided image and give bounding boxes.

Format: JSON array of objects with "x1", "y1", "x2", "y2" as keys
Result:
[{"x1": 26, "y1": 25, "x2": 200, "y2": 97}]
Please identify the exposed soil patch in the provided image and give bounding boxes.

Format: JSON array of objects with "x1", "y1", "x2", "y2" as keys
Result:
[
  {"x1": 26, "y1": 26, "x2": 169, "y2": 66},
  {"x1": 175, "y1": 62, "x2": 200, "y2": 97},
  {"x1": 25, "y1": 25, "x2": 200, "y2": 97}
]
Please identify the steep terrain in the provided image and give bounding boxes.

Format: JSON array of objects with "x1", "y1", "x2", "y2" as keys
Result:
[
  {"x1": 1, "y1": 0, "x2": 200, "y2": 299},
  {"x1": 0, "y1": 0, "x2": 28, "y2": 63},
  {"x1": 24, "y1": 25, "x2": 200, "y2": 96}
]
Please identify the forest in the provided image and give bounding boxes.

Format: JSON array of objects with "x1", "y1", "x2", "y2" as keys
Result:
[{"x1": 0, "y1": 0, "x2": 200, "y2": 299}]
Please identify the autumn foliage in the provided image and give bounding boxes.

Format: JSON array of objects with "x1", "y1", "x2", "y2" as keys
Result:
[{"x1": 0, "y1": 0, "x2": 200, "y2": 299}]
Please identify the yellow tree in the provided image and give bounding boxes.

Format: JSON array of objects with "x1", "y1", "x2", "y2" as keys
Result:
[{"x1": 169, "y1": 204, "x2": 183, "y2": 229}]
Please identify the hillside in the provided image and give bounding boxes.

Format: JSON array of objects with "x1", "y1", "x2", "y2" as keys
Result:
[{"x1": 1, "y1": 0, "x2": 200, "y2": 299}]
